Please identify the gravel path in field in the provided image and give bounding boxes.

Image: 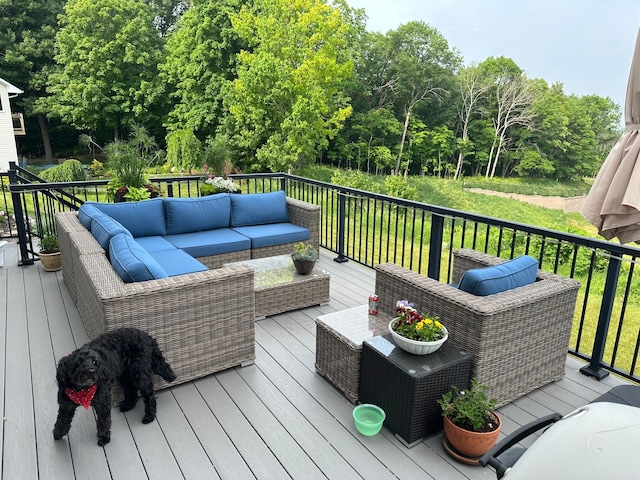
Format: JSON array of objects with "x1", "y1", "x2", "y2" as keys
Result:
[{"x1": 466, "y1": 188, "x2": 587, "y2": 213}]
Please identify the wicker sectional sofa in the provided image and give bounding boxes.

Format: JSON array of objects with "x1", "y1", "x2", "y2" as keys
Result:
[{"x1": 55, "y1": 191, "x2": 320, "y2": 392}]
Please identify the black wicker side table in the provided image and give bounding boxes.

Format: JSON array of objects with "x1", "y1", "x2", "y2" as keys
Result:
[{"x1": 359, "y1": 335, "x2": 472, "y2": 447}]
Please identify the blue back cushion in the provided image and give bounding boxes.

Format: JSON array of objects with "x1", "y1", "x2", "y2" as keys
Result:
[
  {"x1": 230, "y1": 191, "x2": 289, "y2": 227},
  {"x1": 458, "y1": 255, "x2": 539, "y2": 296},
  {"x1": 87, "y1": 198, "x2": 166, "y2": 237},
  {"x1": 78, "y1": 204, "x2": 101, "y2": 230},
  {"x1": 90, "y1": 212, "x2": 129, "y2": 251},
  {"x1": 109, "y1": 233, "x2": 168, "y2": 283},
  {"x1": 164, "y1": 194, "x2": 231, "y2": 234}
]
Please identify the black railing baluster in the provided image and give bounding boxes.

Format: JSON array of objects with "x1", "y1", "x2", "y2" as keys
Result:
[
  {"x1": 580, "y1": 255, "x2": 621, "y2": 379},
  {"x1": 428, "y1": 213, "x2": 444, "y2": 280},
  {"x1": 334, "y1": 189, "x2": 347, "y2": 263}
]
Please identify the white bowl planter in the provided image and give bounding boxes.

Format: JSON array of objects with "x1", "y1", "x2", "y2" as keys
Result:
[{"x1": 388, "y1": 318, "x2": 448, "y2": 355}]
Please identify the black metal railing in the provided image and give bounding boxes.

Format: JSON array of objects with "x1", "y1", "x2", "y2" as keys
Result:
[{"x1": 7, "y1": 164, "x2": 640, "y2": 385}]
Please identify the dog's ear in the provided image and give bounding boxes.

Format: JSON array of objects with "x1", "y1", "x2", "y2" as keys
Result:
[{"x1": 55, "y1": 355, "x2": 73, "y2": 386}]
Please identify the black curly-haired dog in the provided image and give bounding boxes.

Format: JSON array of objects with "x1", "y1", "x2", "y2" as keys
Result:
[{"x1": 53, "y1": 327, "x2": 177, "y2": 446}]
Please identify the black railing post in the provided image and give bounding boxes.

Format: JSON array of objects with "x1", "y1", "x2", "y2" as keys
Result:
[
  {"x1": 8, "y1": 162, "x2": 34, "y2": 266},
  {"x1": 334, "y1": 189, "x2": 348, "y2": 263},
  {"x1": 280, "y1": 176, "x2": 287, "y2": 194},
  {"x1": 427, "y1": 213, "x2": 444, "y2": 280},
  {"x1": 580, "y1": 256, "x2": 621, "y2": 380}
]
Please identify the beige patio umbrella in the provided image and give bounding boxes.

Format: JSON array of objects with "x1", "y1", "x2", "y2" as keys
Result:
[{"x1": 582, "y1": 27, "x2": 640, "y2": 244}]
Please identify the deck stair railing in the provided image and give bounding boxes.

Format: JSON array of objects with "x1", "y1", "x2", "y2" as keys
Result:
[{"x1": 7, "y1": 164, "x2": 640, "y2": 385}]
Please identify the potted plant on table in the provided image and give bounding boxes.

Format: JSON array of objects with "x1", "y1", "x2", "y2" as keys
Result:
[
  {"x1": 291, "y1": 242, "x2": 319, "y2": 275},
  {"x1": 38, "y1": 232, "x2": 61, "y2": 272},
  {"x1": 437, "y1": 379, "x2": 501, "y2": 463},
  {"x1": 389, "y1": 300, "x2": 448, "y2": 355}
]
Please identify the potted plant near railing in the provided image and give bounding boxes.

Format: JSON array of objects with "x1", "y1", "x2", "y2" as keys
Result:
[
  {"x1": 437, "y1": 379, "x2": 501, "y2": 463},
  {"x1": 291, "y1": 242, "x2": 318, "y2": 274},
  {"x1": 38, "y1": 232, "x2": 61, "y2": 272},
  {"x1": 105, "y1": 125, "x2": 163, "y2": 202}
]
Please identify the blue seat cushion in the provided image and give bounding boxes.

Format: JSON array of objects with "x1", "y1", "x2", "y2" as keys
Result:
[
  {"x1": 230, "y1": 190, "x2": 289, "y2": 227},
  {"x1": 109, "y1": 233, "x2": 168, "y2": 283},
  {"x1": 458, "y1": 255, "x2": 539, "y2": 296},
  {"x1": 87, "y1": 198, "x2": 166, "y2": 237},
  {"x1": 149, "y1": 249, "x2": 208, "y2": 277},
  {"x1": 231, "y1": 223, "x2": 310, "y2": 248},
  {"x1": 134, "y1": 236, "x2": 178, "y2": 253},
  {"x1": 78, "y1": 203, "x2": 102, "y2": 230},
  {"x1": 164, "y1": 228, "x2": 251, "y2": 257},
  {"x1": 90, "y1": 212, "x2": 129, "y2": 251},
  {"x1": 164, "y1": 194, "x2": 231, "y2": 234}
]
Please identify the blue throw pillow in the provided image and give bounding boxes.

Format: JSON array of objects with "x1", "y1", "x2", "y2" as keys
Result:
[
  {"x1": 164, "y1": 194, "x2": 231, "y2": 234},
  {"x1": 230, "y1": 190, "x2": 289, "y2": 227},
  {"x1": 78, "y1": 203, "x2": 101, "y2": 230},
  {"x1": 90, "y1": 212, "x2": 129, "y2": 251},
  {"x1": 86, "y1": 198, "x2": 166, "y2": 237},
  {"x1": 458, "y1": 255, "x2": 538, "y2": 296},
  {"x1": 109, "y1": 233, "x2": 168, "y2": 283}
]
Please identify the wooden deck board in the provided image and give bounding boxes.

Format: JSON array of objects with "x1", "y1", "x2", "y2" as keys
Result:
[{"x1": 0, "y1": 242, "x2": 636, "y2": 480}]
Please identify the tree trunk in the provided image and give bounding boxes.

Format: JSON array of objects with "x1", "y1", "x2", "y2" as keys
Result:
[
  {"x1": 395, "y1": 109, "x2": 411, "y2": 175},
  {"x1": 37, "y1": 114, "x2": 53, "y2": 163}
]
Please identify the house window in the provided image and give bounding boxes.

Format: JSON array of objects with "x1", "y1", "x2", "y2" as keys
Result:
[{"x1": 12, "y1": 113, "x2": 26, "y2": 135}]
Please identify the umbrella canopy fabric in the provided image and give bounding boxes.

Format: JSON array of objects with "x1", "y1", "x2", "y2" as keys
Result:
[{"x1": 582, "y1": 28, "x2": 640, "y2": 244}]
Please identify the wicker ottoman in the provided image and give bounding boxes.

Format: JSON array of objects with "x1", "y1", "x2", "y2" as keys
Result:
[
  {"x1": 359, "y1": 335, "x2": 472, "y2": 447},
  {"x1": 315, "y1": 305, "x2": 388, "y2": 403}
]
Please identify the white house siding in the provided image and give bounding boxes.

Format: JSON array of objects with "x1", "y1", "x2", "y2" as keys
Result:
[{"x1": 0, "y1": 78, "x2": 22, "y2": 172}]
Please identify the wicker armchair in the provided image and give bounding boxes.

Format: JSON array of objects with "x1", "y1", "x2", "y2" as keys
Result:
[{"x1": 375, "y1": 249, "x2": 581, "y2": 406}]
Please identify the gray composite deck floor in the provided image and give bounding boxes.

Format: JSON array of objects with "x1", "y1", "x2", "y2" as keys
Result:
[{"x1": 0, "y1": 240, "x2": 630, "y2": 480}]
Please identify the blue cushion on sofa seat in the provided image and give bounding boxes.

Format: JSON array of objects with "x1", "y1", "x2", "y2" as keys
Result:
[
  {"x1": 164, "y1": 228, "x2": 251, "y2": 257},
  {"x1": 134, "y1": 236, "x2": 178, "y2": 253},
  {"x1": 109, "y1": 233, "x2": 168, "y2": 283},
  {"x1": 78, "y1": 203, "x2": 102, "y2": 230},
  {"x1": 458, "y1": 255, "x2": 539, "y2": 296},
  {"x1": 87, "y1": 198, "x2": 166, "y2": 237},
  {"x1": 149, "y1": 249, "x2": 208, "y2": 277},
  {"x1": 230, "y1": 190, "x2": 289, "y2": 227},
  {"x1": 231, "y1": 223, "x2": 310, "y2": 248},
  {"x1": 164, "y1": 194, "x2": 231, "y2": 235},
  {"x1": 90, "y1": 212, "x2": 129, "y2": 251}
]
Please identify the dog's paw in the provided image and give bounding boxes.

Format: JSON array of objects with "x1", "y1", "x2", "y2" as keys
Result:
[
  {"x1": 53, "y1": 430, "x2": 65, "y2": 441},
  {"x1": 97, "y1": 434, "x2": 111, "y2": 446},
  {"x1": 142, "y1": 413, "x2": 155, "y2": 424}
]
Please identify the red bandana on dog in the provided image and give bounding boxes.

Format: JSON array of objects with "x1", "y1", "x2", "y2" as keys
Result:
[{"x1": 65, "y1": 384, "x2": 97, "y2": 409}]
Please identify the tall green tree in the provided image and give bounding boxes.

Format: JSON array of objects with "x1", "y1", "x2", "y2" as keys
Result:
[
  {"x1": 45, "y1": 0, "x2": 165, "y2": 140},
  {"x1": 224, "y1": 0, "x2": 360, "y2": 172},
  {"x1": 0, "y1": 0, "x2": 65, "y2": 161},
  {"x1": 161, "y1": 0, "x2": 247, "y2": 140}
]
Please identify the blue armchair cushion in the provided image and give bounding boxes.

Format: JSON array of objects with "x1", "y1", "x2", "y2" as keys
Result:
[
  {"x1": 88, "y1": 198, "x2": 166, "y2": 237},
  {"x1": 109, "y1": 233, "x2": 168, "y2": 283},
  {"x1": 149, "y1": 249, "x2": 208, "y2": 277},
  {"x1": 230, "y1": 190, "x2": 289, "y2": 227},
  {"x1": 78, "y1": 203, "x2": 102, "y2": 230},
  {"x1": 164, "y1": 194, "x2": 231, "y2": 234},
  {"x1": 90, "y1": 212, "x2": 129, "y2": 251},
  {"x1": 458, "y1": 255, "x2": 539, "y2": 296},
  {"x1": 231, "y1": 223, "x2": 310, "y2": 248}
]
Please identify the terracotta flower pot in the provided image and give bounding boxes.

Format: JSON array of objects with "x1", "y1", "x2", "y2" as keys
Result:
[
  {"x1": 443, "y1": 413, "x2": 501, "y2": 459},
  {"x1": 39, "y1": 251, "x2": 61, "y2": 272}
]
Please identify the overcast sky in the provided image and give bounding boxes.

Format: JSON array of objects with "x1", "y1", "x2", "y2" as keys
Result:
[{"x1": 346, "y1": 0, "x2": 640, "y2": 114}]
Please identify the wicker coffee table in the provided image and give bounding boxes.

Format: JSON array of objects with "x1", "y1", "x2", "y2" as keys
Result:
[
  {"x1": 315, "y1": 305, "x2": 388, "y2": 403},
  {"x1": 360, "y1": 335, "x2": 472, "y2": 447},
  {"x1": 226, "y1": 255, "x2": 330, "y2": 319}
]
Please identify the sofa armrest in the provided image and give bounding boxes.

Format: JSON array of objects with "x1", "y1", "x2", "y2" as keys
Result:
[{"x1": 286, "y1": 197, "x2": 320, "y2": 248}]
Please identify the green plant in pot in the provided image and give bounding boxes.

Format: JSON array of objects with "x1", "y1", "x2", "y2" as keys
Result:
[
  {"x1": 291, "y1": 242, "x2": 318, "y2": 275},
  {"x1": 437, "y1": 379, "x2": 501, "y2": 462},
  {"x1": 105, "y1": 125, "x2": 164, "y2": 202},
  {"x1": 38, "y1": 232, "x2": 61, "y2": 272}
]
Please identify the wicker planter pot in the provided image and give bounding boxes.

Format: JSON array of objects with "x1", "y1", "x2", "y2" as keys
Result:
[
  {"x1": 443, "y1": 413, "x2": 501, "y2": 459},
  {"x1": 388, "y1": 318, "x2": 448, "y2": 355},
  {"x1": 39, "y1": 251, "x2": 61, "y2": 272}
]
